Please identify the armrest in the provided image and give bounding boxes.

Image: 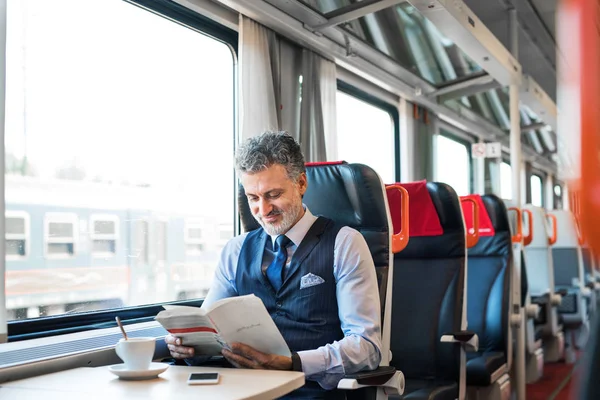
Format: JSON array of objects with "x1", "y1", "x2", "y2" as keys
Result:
[
  {"x1": 343, "y1": 366, "x2": 396, "y2": 385},
  {"x1": 440, "y1": 331, "x2": 479, "y2": 352},
  {"x1": 525, "y1": 304, "x2": 540, "y2": 319},
  {"x1": 337, "y1": 367, "x2": 405, "y2": 396}
]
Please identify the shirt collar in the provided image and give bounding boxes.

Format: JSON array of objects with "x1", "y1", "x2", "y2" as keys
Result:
[{"x1": 269, "y1": 204, "x2": 317, "y2": 248}]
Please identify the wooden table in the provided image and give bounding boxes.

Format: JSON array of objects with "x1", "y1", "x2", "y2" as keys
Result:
[{"x1": 0, "y1": 364, "x2": 305, "y2": 400}]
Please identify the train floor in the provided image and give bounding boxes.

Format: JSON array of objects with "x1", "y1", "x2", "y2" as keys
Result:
[{"x1": 526, "y1": 351, "x2": 583, "y2": 400}]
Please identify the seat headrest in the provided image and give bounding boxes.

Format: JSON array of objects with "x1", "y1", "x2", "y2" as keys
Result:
[
  {"x1": 552, "y1": 209, "x2": 582, "y2": 248},
  {"x1": 386, "y1": 180, "x2": 443, "y2": 237},
  {"x1": 523, "y1": 204, "x2": 552, "y2": 248},
  {"x1": 461, "y1": 194, "x2": 496, "y2": 237},
  {"x1": 392, "y1": 181, "x2": 465, "y2": 259},
  {"x1": 237, "y1": 162, "x2": 390, "y2": 263},
  {"x1": 468, "y1": 194, "x2": 512, "y2": 257},
  {"x1": 480, "y1": 194, "x2": 511, "y2": 233}
]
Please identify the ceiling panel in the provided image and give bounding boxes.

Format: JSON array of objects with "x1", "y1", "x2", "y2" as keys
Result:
[
  {"x1": 462, "y1": 0, "x2": 557, "y2": 101},
  {"x1": 530, "y1": 0, "x2": 557, "y2": 40}
]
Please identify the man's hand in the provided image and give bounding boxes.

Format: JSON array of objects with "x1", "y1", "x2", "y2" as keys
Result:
[
  {"x1": 165, "y1": 334, "x2": 195, "y2": 359},
  {"x1": 222, "y1": 342, "x2": 292, "y2": 370}
]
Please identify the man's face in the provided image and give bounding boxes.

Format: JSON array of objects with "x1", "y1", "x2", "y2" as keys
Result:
[{"x1": 241, "y1": 164, "x2": 307, "y2": 236}]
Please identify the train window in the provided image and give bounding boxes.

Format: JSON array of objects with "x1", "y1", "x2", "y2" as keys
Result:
[
  {"x1": 185, "y1": 221, "x2": 205, "y2": 255},
  {"x1": 155, "y1": 221, "x2": 168, "y2": 263},
  {"x1": 500, "y1": 162, "x2": 513, "y2": 200},
  {"x1": 4, "y1": 0, "x2": 235, "y2": 321},
  {"x1": 530, "y1": 174, "x2": 544, "y2": 207},
  {"x1": 434, "y1": 133, "x2": 471, "y2": 196},
  {"x1": 5, "y1": 211, "x2": 30, "y2": 259},
  {"x1": 90, "y1": 215, "x2": 119, "y2": 257},
  {"x1": 336, "y1": 90, "x2": 395, "y2": 182},
  {"x1": 133, "y1": 220, "x2": 149, "y2": 263},
  {"x1": 44, "y1": 213, "x2": 78, "y2": 257}
]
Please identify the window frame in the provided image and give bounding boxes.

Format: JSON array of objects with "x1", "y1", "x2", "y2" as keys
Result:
[
  {"x1": 434, "y1": 128, "x2": 475, "y2": 195},
  {"x1": 5, "y1": 210, "x2": 31, "y2": 260},
  {"x1": 529, "y1": 172, "x2": 545, "y2": 208},
  {"x1": 336, "y1": 79, "x2": 401, "y2": 182},
  {"x1": 89, "y1": 214, "x2": 120, "y2": 258},
  {"x1": 184, "y1": 219, "x2": 206, "y2": 256},
  {"x1": 44, "y1": 212, "x2": 78, "y2": 259},
  {"x1": 6, "y1": 0, "x2": 238, "y2": 342}
]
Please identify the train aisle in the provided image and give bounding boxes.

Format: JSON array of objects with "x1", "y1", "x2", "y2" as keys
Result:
[{"x1": 526, "y1": 351, "x2": 583, "y2": 400}]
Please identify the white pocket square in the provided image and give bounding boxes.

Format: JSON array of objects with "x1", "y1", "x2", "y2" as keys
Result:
[{"x1": 300, "y1": 273, "x2": 325, "y2": 289}]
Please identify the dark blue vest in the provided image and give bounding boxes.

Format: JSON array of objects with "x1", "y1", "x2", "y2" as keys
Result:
[{"x1": 236, "y1": 216, "x2": 344, "y2": 353}]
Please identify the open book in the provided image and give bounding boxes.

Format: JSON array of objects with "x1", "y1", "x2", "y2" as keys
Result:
[{"x1": 155, "y1": 294, "x2": 291, "y2": 357}]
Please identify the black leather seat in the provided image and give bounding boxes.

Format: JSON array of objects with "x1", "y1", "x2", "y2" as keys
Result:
[
  {"x1": 239, "y1": 161, "x2": 402, "y2": 399},
  {"x1": 464, "y1": 194, "x2": 511, "y2": 398},
  {"x1": 386, "y1": 181, "x2": 466, "y2": 400}
]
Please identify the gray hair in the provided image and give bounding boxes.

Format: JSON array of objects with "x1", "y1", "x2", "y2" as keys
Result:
[{"x1": 235, "y1": 131, "x2": 306, "y2": 182}]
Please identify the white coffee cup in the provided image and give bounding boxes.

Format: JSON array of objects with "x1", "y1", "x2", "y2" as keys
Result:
[{"x1": 115, "y1": 337, "x2": 155, "y2": 370}]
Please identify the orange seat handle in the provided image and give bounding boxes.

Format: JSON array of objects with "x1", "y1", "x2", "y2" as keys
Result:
[
  {"x1": 508, "y1": 207, "x2": 523, "y2": 244},
  {"x1": 547, "y1": 214, "x2": 558, "y2": 245},
  {"x1": 386, "y1": 185, "x2": 410, "y2": 253},
  {"x1": 523, "y1": 209, "x2": 533, "y2": 246},
  {"x1": 460, "y1": 197, "x2": 480, "y2": 248}
]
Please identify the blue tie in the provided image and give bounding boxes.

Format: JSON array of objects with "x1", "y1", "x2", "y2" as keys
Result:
[{"x1": 266, "y1": 235, "x2": 292, "y2": 291}]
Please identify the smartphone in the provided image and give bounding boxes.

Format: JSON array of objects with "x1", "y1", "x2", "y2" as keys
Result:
[{"x1": 187, "y1": 372, "x2": 220, "y2": 385}]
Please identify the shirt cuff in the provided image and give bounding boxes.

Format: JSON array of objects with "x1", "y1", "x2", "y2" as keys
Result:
[{"x1": 297, "y1": 349, "x2": 325, "y2": 377}]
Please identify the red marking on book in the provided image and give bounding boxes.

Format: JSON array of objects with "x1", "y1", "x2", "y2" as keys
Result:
[{"x1": 167, "y1": 327, "x2": 217, "y2": 334}]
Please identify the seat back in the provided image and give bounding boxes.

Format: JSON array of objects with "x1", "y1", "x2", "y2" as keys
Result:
[
  {"x1": 523, "y1": 205, "x2": 556, "y2": 296},
  {"x1": 464, "y1": 195, "x2": 511, "y2": 356},
  {"x1": 551, "y1": 210, "x2": 585, "y2": 289},
  {"x1": 583, "y1": 247, "x2": 595, "y2": 277},
  {"x1": 238, "y1": 161, "x2": 394, "y2": 363},
  {"x1": 387, "y1": 181, "x2": 464, "y2": 382}
]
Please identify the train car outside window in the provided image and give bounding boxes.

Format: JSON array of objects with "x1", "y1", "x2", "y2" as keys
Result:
[
  {"x1": 500, "y1": 162, "x2": 513, "y2": 200},
  {"x1": 44, "y1": 213, "x2": 78, "y2": 258},
  {"x1": 5, "y1": 211, "x2": 30, "y2": 259},
  {"x1": 133, "y1": 220, "x2": 149, "y2": 264},
  {"x1": 185, "y1": 221, "x2": 205, "y2": 255},
  {"x1": 530, "y1": 174, "x2": 544, "y2": 207},
  {"x1": 335, "y1": 90, "x2": 396, "y2": 183},
  {"x1": 4, "y1": 0, "x2": 235, "y2": 321},
  {"x1": 90, "y1": 215, "x2": 119, "y2": 257},
  {"x1": 155, "y1": 221, "x2": 168, "y2": 263},
  {"x1": 434, "y1": 133, "x2": 471, "y2": 196}
]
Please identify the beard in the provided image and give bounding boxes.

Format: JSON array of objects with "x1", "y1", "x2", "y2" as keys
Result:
[{"x1": 254, "y1": 201, "x2": 303, "y2": 236}]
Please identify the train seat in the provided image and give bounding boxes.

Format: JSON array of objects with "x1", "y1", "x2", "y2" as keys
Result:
[
  {"x1": 386, "y1": 180, "x2": 472, "y2": 400},
  {"x1": 239, "y1": 161, "x2": 404, "y2": 398},
  {"x1": 503, "y1": 200, "x2": 544, "y2": 383},
  {"x1": 523, "y1": 204, "x2": 565, "y2": 363},
  {"x1": 462, "y1": 195, "x2": 511, "y2": 400},
  {"x1": 581, "y1": 245, "x2": 600, "y2": 311},
  {"x1": 550, "y1": 210, "x2": 590, "y2": 362}
]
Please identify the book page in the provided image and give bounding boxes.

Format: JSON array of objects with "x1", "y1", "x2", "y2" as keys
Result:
[
  {"x1": 155, "y1": 305, "x2": 223, "y2": 356},
  {"x1": 208, "y1": 294, "x2": 291, "y2": 357}
]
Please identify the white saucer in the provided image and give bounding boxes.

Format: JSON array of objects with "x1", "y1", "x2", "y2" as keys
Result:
[{"x1": 108, "y1": 362, "x2": 169, "y2": 380}]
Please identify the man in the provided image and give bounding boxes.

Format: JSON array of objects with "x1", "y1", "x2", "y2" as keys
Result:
[{"x1": 165, "y1": 131, "x2": 382, "y2": 399}]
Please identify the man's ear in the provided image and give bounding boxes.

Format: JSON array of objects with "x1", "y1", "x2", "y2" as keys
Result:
[{"x1": 297, "y1": 173, "x2": 308, "y2": 196}]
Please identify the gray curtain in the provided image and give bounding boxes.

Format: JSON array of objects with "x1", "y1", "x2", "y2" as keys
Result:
[{"x1": 239, "y1": 16, "x2": 337, "y2": 161}]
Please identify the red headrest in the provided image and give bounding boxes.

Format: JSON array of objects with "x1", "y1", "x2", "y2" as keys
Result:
[
  {"x1": 305, "y1": 161, "x2": 346, "y2": 167},
  {"x1": 461, "y1": 194, "x2": 495, "y2": 236},
  {"x1": 386, "y1": 180, "x2": 443, "y2": 237}
]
